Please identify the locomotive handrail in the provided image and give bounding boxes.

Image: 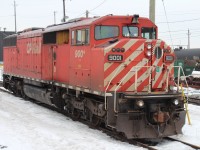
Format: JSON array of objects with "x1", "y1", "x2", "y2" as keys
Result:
[
  {"x1": 172, "y1": 66, "x2": 189, "y2": 96},
  {"x1": 133, "y1": 66, "x2": 154, "y2": 93},
  {"x1": 113, "y1": 66, "x2": 187, "y2": 113},
  {"x1": 105, "y1": 65, "x2": 188, "y2": 113},
  {"x1": 104, "y1": 64, "x2": 126, "y2": 110},
  {"x1": 113, "y1": 66, "x2": 155, "y2": 113}
]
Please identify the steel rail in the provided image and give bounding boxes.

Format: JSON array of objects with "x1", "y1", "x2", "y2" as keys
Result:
[
  {"x1": 165, "y1": 137, "x2": 200, "y2": 150},
  {"x1": 0, "y1": 81, "x2": 3, "y2": 87}
]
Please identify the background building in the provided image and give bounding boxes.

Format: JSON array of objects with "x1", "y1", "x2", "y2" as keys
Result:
[{"x1": 0, "y1": 31, "x2": 15, "y2": 62}]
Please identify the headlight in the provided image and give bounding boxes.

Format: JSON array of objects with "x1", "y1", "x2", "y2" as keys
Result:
[
  {"x1": 136, "y1": 100, "x2": 144, "y2": 107},
  {"x1": 173, "y1": 99, "x2": 179, "y2": 105},
  {"x1": 146, "y1": 50, "x2": 152, "y2": 57},
  {"x1": 147, "y1": 44, "x2": 152, "y2": 50}
]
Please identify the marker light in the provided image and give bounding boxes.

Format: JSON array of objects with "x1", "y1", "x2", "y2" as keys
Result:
[
  {"x1": 147, "y1": 44, "x2": 152, "y2": 50},
  {"x1": 146, "y1": 50, "x2": 152, "y2": 57},
  {"x1": 116, "y1": 48, "x2": 121, "y2": 52},
  {"x1": 121, "y1": 48, "x2": 125, "y2": 52},
  {"x1": 112, "y1": 48, "x2": 116, "y2": 52}
]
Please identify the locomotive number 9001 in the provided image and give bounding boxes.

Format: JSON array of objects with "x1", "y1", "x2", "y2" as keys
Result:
[{"x1": 108, "y1": 54, "x2": 123, "y2": 62}]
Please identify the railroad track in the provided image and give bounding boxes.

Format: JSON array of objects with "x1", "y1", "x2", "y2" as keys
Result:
[
  {"x1": 164, "y1": 137, "x2": 200, "y2": 150},
  {"x1": 95, "y1": 126, "x2": 158, "y2": 150},
  {"x1": 188, "y1": 97, "x2": 200, "y2": 105}
]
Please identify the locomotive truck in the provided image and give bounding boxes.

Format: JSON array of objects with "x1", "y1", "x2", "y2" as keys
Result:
[{"x1": 3, "y1": 14, "x2": 185, "y2": 139}]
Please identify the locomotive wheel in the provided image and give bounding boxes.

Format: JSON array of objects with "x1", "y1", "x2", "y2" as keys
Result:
[
  {"x1": 91, "y1": 115, "x2": 101, "y2": 127},
  {"x1": 72, "y1": 108, "x2": 81, "y2": 119},
  {"x1": 21, "y1": 90, "x2": 28, "y2": 100}
]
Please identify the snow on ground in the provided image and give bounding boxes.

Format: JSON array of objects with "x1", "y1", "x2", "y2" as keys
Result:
[
  {"x1": 176, "y1": 104, "x2": 200, "y2": 143},
  {"x1": 0, "y1": 66, "x2": 2, "y2": 81},
  {"x1": 0, "y1": 91, "x2": 144, "y2": 150},
  {"x1": 192, "y1": 70, "x2": 200, "y2": 77}
]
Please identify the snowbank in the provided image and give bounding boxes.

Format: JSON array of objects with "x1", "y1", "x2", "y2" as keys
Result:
[{"x1": 0, "y1": 66, "x2": 2, "y2": 81}]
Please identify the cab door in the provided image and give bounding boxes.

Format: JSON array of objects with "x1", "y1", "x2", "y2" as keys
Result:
[
  {"x1": 151, "y1": 44, "x2": 165, "y2": 90},
  {"x1": 69, "y1": 28, "x2": 91, "y2": 89},
  {"x1": 53, "y1": 30, "x2": 70, "y2": 83},
  {"x1": 42, "y1": 44, "x2": 54, "y2": 81}
]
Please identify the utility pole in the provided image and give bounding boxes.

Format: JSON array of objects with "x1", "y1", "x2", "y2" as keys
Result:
[
  {"x1": 187, "y1": 29, "x2": 191, "y2": 49},
  {"x1": 14, "y1": 0, "x2": 17, "y2": 33},
  {"x1": 62, "y1": 0, "x2": 66, "y2": 22},
  {"x1": 149, "y1": 0, "x2": 155, "y2": 23},
  {"x1": 86, "y1": 10, "x2": 89, "y2": 18},
  {"x1": 54, "y1": 11, "x2": 57, "y2": 24}
]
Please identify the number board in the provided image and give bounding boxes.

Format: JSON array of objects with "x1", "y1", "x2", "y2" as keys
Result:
[{"x1": 108, "y1": 54, "x2": 123, "y2": 62}]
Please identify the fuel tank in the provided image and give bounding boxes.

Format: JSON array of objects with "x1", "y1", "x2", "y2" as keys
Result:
[{"x1": 23, "y1": 85, "x2": 52, "y2": 105}]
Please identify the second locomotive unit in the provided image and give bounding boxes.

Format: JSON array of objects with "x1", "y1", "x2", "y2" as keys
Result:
[{"x1": 3, "y1": 14, "x2": 185, "y2": 139}]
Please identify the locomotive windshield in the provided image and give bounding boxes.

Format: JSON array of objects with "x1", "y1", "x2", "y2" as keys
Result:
[
  {"x1": 123, "y1": 26, "x2": 138, "y2": 38},
  {"x1": 141, "y1": 27, "x2": 156, "y2": 39},
  {"x1": 95, "y1": 26, "x2": 119, "y2": 40}
]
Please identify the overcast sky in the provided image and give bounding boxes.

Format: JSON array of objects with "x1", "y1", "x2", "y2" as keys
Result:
[{"x1": 1, "y1": 0, "x2": 200, "y2": 48}]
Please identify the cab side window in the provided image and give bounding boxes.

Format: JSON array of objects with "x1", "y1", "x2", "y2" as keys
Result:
[
  {"x1": 56, "y1": 30, "x2": 69, "y2": 44},
  {"x1": 71, "y1": 28, "x2": 90, "y2": 45},
  {"x1": 71, "y1": 31, "x2": 75, "y2": 45},
  {"x1": 76, "y1": 30, "x2": 82, "y2": 45}
]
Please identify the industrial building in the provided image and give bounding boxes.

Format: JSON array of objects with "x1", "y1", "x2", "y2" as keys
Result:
[{"x1": 0, "y1": 31, "x2": 15, "y2": 62}]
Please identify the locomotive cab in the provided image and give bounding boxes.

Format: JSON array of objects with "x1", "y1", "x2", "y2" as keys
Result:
[{"x1": 94, "y1": 15, "x2": 185, "y2": 139}]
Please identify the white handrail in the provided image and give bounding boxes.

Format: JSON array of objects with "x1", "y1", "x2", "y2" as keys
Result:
[
  {"x1": 104, "y1": 64, "x2": 125, "y2": 110},
  {"x1": 172, "y1": 66, "x2": 189, "y2": 95},
  {"x1": 105, "y1": 65, "x2": 188, "y2": 113},
  {"x1": 113, "y1": 66, "x2": 155, "y2": 112}
]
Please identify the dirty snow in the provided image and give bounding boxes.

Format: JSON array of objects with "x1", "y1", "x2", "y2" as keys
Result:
[{"x1": 0, "y1": 66, "x2": 2, "y2": 81}]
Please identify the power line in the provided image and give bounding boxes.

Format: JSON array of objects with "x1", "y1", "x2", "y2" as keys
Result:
[
  {"x1": 190, "y1": 35, "x2": 200, "y2": 38},
  {"x1": 160, "y1": 30, "x2": 200, "y2": 36},
  {"x1": 54, "y1": 11, "x2": 57, "y2": 24},
  {"x1": 76, "y1": 0, "x2": 107, "y2": 18},
  {"x1": 157, "y1": 17, "x2": 200, "y2": 24},
  {"x1": 14, "y1": 0, "x2": 17, "y2": 33},
  {"x1": 0, "y1": 15, "x2": 13, "y2": 17},
  {"x1": 161, "y1": 0, "x2": 173, "y2": 48},
  {"x1": 159, "y1": 28, "x2": 200, "y2": 34},
  {"x1": 90, "y1": 0, "x2": 107, "y2": 11},
  {"x1": 156, "y1": 11, "x2": 200, "y2": 17},
  {"x1": 187, "y1": 29, "x2": 191, "y2": 49},
  {"x1": 62, "y1": 0, "x2": 66, "y2": 22}
]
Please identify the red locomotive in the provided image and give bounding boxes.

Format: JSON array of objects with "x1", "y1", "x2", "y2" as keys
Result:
[{"x1": 3, "y1": 14, "x2": 185, "y2": 139}]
